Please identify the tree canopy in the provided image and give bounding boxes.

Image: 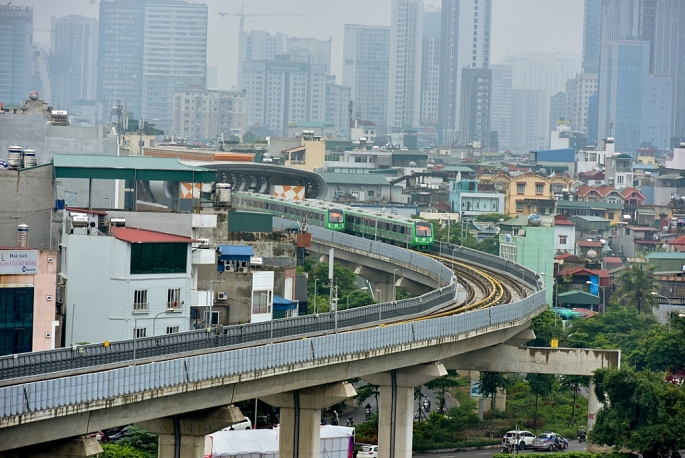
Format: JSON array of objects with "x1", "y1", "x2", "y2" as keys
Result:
[{"x1": 614, "y1": 262, "x2": 658, "y2": 314}]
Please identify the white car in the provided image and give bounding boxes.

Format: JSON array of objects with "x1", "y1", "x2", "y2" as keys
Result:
[
  {"x1": 357, "y1": 445, "x2": 378, "y2": 458},
  {"x1": 225, "y1": 417, "x2": 252, "y2": 431},
  {"x1": 502, "y1": 430, "x2": 536, "y2": 450}
]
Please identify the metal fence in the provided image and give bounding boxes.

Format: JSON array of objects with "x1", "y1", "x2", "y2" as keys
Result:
[
  {"x1": 0, "y1": 220, "x2": 546, "y2": 419},
  {"x1": 0, "y1": 292, "x2": 545, "y2": 418}
]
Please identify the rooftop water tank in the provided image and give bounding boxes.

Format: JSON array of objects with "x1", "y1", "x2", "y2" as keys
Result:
[
  {"x1": 22, "y1": 149, "x2": 36, "y2": 168},
  {"x1": 7, "y1": 146, "x2": 22, "y2": 169},
  {"x1": 17, "y1": 224, "x2": 28, "y2": 247}
]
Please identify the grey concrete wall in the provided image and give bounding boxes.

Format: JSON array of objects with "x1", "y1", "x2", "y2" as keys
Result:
[
  {"x1": 105, "y1": 211, "x2": 193, "y2": 237},
  {"x1": 0, "y1": 165, "x2": 55, "y2": 249}
]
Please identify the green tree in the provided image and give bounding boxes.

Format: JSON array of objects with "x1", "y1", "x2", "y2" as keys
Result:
[
  {"x1": 475, "y1": 213, "x2": 508, "y2": 223},
  {"x1": 355, "y1": 382, "x2": 380, "y2": 413},
  {"x1": 242, "y1": 131, "x2": 257, "y2": 143},
  {"x1": 560, "y1": 375, "x2": 588, "y2": 426},
  {"x1": 529, "y1": 307, "x2": 563, "y2": 346},
  {"x1": 526, "y1": 373, "x2": 555, "y2": 433},
  {"x1": 479, "y1": 372, "x2": 512, "y2": 438},
  {"x1": 424, "y1": 370, "x2": 460, "y2": 414},
  {"x1": 115, "y1": 425, "x2": 158, "y2": 457},
  {"x1": 101, "y1": 444, "x2": 153, "y2": 458},
  {"x1": 614, "y1": 262, "x2": 658, "y2": 314},
  {"x1": 592, "y1": 366, "x2": 685, "y2": 458}
]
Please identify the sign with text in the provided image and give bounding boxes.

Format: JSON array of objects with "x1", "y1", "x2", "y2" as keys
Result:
[
  {"x1": 470, "y1": 380, "x2": 485, "y2": 399},
  {"x1": 0, "y1": 250, "x2": 38, "y2": 275}
]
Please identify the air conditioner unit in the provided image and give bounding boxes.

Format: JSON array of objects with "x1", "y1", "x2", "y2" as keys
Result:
[
  {"x1": 217, "y1": 292, "x2": 228, "y2": 301},
  {"x1": 238, "y1": 267, "x2": 246, "y2": 272},
  {"x1": 224, "y1": 261, "x2": 235, "y2": 272}
]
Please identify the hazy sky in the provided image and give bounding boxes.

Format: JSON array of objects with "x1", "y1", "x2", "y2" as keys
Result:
[{"x1": 26, "y1": 0, "x2": 583, "y2": 90}]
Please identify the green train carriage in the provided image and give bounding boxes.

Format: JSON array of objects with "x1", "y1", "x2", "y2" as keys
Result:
[
  {"x1": 231, "y1": 192, "x2": 346, "y2": 231},
  {"x1": 344, "y1": 208, "x2": 434, "y2": 251}
]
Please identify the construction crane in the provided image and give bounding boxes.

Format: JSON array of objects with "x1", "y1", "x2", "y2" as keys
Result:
[{"x1": 218, "y1": 3, "x2": 307, "y2": 37}]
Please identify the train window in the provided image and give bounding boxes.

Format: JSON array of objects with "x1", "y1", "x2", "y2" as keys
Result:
[
  {"x1": 415, "y1": 223, "x2": 432, "y2": 237},
  {"x1": 328, "y1": 210, "x2": 343, "y2": 223},
  {"x1": 400, "y1": 226, "x2": 405, "y2": 234}
]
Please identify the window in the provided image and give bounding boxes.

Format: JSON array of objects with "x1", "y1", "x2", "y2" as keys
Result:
[
  {"x1": 516, "y1": 202, "x2": 524, "y2": 212},
  {"x1": 252, "y1": 290, "x2": 273, "y2": 315},
  {"x1": 166, "y1": 326, "x2": 179, "y2": 334},
  {"x1": 0, "y1": 288, "x2": 33, "y2": 356},
  {"x1": 167, "y1": 288, "x2": 181, "y2": 309},
  {"x1": 133, "y1": 290, "x2": 148, "y2": 311},
  {"x1": 134, "y1": 327, "x2": 147, "y2": 338},
  {"x1": 204, "y1": 311, "x2": 219, "y2": 325},
  {"x1": 368, "y1": 190, "x2": 375, "y2": 198},
  {"x1": 130, "y1": 243, "x2": 187, "y2": 275},
  {"x1": 559, "y1": 235, "x2": 567, "y2": 245},
  {"x1": 535, "y1": 184, "x2": 544, "y2": 194},
  {"x1": 516, "y1": 183, "x2": 525, "y2": 193}
]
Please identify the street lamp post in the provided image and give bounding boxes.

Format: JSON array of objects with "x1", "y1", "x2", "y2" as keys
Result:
[
  {"x1": 651, "y1": 292, "x2": 672, "y2": 332},
  {"x1": 109, "y1": 317, "x2": 138, "y2": 366},
  {"x1": 346, "y1": 287, "x2": 369, "y2": 310},
  {"x1": 585, "y1": 281, "x2": 606, "y2": 314},
  {"x1": 152, "y1": 308, "x2": 177, "y2": 336},
  {"x1": 314, "y1": 278, "x2": 318, "y2": 314}
]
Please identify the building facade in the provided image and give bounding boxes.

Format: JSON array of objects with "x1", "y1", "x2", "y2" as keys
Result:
[
  {"x1": 285, "y1": 36, "x2": 332, "y2": 74},
  {"x1": 342, "y1": 24, "x2": 391, "y2": 130},
  {"x1": 238, "y1": 30, "x2": 285, "y2": 89},
  {"x1": 388, "y1": 0, "x2": 423, "y2": 129},
  {"x1": 420, "y1": 5, "x2": 440, "y2": 127},
  {"x1": 459, "y1": 67, "x2": 491, "y2": 147},
  {"x1": 490, "y1": 64, "x2": 513, "y2": 150},
  {"x1": 0, "y1": 4, "x2": 33, "y2": 106},
  {"x1": 49, "y1": 15, "x2": 98, "y2": 113},
  {"x1": 243, "y1": 60, "x2": 327, "y2": 137},
  {"x1": 172, "y1": 90, "x2": 247, "y2": 141},
  {"x1": 325, "y1": 79, "x2": 352, "y2": 139},
  {"x1": 564, "y1": 72, "x2": 598, "y2": 133},
  {"x1": 437, "y1": 0, "x2": 492, "y2": 142},
  {"x1": 582, "y1": 0, "x2": 601, "y2": 74},
  {"x1": 509, "y1": 89, "x2": 548, "y2": 153}
]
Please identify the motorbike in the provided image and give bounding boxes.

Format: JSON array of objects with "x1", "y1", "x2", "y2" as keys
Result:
[
  {"x1": 346, "y1": 417, "x2": 354, "y2": 427},
  {"x1": 364, "y1": 407, "x2": 371, "y2": 420},
  {"x1": 578, "y1": 434, "x2": 586, "y2": 444},
  {"x1": 501, "y1": 442, "x2": 515, "y2": 454}
]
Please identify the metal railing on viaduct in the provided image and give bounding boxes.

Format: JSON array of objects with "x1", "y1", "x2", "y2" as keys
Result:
[{"x1": 0, "y1": 222, "x2": 546, "y2": 422}]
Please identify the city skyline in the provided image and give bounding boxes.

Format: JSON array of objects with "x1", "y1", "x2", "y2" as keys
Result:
[{"x1": 24, "y1": 0, "x2": 584, "y2": 91}]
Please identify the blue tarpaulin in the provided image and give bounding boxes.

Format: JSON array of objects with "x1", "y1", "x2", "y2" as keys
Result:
[
  {"x1": 273, "y1": 295, "x2": 298, "y2": 311},
  {"x1": 588, "y1": 276, "x2": 599, "y2": 295},
  {"x1": 217, "y1": 245, "x2": 253, "y2": 261}
]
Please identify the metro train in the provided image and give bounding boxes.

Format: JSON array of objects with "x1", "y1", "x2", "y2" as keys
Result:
[{"x1": 231, "y1": 192, "x2": 434, "y2": 251}]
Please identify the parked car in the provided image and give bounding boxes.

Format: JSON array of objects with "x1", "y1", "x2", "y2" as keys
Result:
[
  {"x1": 502, "y1": 430, "x2": 536, "y2": 450},
  {"x1": 105, "y1": 426, "x2": 129, "y2": 441},
  {"x1": 225, "y1": 416, "x2": 252, "y2": 431},
  {"x1": 357, "y1": 445, "x2": 379, "y2": 458},
  {"x1": 532, "y1": 432, "x2": 566, "y2": 451},
  {"x1": 87, "y1": 431, "x2": 104, "y2": 441}
]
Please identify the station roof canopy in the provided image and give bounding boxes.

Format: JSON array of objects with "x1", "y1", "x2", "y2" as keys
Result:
[
  {"x1": 557, "y1": 290, "x2": 600, "y2": 305},
  {"x1": 53, "y1": 154, "x2": 216, "y2": 182}
]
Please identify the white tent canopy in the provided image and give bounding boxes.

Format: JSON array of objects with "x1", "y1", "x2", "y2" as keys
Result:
[{"x1": 206, "y1": 426, "x2": 355, "y2": 458}]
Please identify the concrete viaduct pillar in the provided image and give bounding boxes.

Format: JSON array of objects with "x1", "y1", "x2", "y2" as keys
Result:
[
  {"x1": 0, "y1": 437, "x2": 102, "y2": 458},
  {"x1": 137, "y1": 406, "x2": 244, "y2": 458},
  {"x1": 587, "y1": 376, "x2": 600, "y2": 430},
  {"x1": 263, "y1": 382, "x2": 356, "y2": 458},
  {"x1": 365, "y1": 364, "x2": 447, "y2": 458}
]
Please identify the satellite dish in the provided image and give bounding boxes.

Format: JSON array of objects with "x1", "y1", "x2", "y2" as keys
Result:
[
  {"x1": 501, "y1": 166, "x2": 510, "y2": 174},
  {"x1": 587, "y1": 250, "x2": 597, "y2": 259},
  {"x1": 538, "y1": 168, "x2": 548, "y2": 176},
  {"x1": 409, "y1": 161, "x2": 417, "y2": 166}
]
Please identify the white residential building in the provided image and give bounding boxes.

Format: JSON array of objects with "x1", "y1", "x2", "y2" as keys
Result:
[
  {"x1": 325, "y1": 77, "x2": 352, "y2": 139},
  {"x1": 564, "y1": 72, "x2": 598, "y2": 133},
  {"x1": 420, "y1": 4, "x2": 441, "y2": 126},
  {"x1": 490, "y1": 64, "x2": 513, "y2": 150},
  {"x1": 342, "y1": 24, "x2": 391, "y2": 130},
  {"x1": 243, "y1": 60, "x2": 327, "y2": 136},
  {"x1": 286, "y1": 36, "x2": 332, "y2": 74},
  {"x1": 172, "y1": 90, "x2": 248, "y2": 140},
  {"x1": 388, "y1": 0, "x2": 423, "y2": 129},
  {"x1": 509, "y1": 89, "x2": 548, "y2": 153}
]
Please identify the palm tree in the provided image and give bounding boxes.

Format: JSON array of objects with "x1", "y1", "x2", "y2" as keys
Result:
[{"x1": 614, "y1": 262, "x2": 658, "y2": 314}]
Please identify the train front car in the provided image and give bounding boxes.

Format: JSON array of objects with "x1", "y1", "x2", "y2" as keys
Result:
[
  {"x1": 325, "y1": 208, "x2": 346, "y2": 231},
  {"x1": 412, "y1": 220, "x2": 434, "y2": 251}
]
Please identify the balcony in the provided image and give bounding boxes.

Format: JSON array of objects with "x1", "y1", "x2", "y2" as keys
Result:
[{"x1": 133, "y1": 302, "x2": 149, "y2": 313}]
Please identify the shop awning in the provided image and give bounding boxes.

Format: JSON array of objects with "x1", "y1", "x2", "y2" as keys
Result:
[
  {"x1": 217, "y1": 245, "x2": 253, "y2": 262},
  {"x1": 273, "y1": 296, "x2": 298, "y2": 311}
]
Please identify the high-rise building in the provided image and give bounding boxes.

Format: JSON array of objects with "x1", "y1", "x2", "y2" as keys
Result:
[
  {"x1": 0, "y1": 5, "x2": 33, "y2": 106},
  {"x1": 509, "y1": 89, "x2": 548, "y2": 152},
  {"x1": 238, "y1": 30, "x2": 285, "y2": 89},
  {"x1": 582, "y1": 0, "x2": 601, "y2": 74},
  {"x1": 490, "y1": 64, "x2": 513, "y2": 151},
  {"x1": 325, "y1": 76, "x2": 352, "y2": 139},
  {"x1": 286, "y1": 36, "x2": 332, "y2": 74},
  {"x1": 50, "y1": 15, "x2": 98, "y2": 112},
  {"x1": 243, "y1": 59, "x2": 327, "y2": 136},
  {"x1": 97, "y1": 0, "x2": 145, "y2": 119},
  {"x1": 97, "y1": 0, "x2": 207, "y2": 133},
  {"x1": 172, "y1": 90, "x2": 247, "y2": 140},
  {"x1": 549, "y1": 91, "x2": 567, "y2": 132},
  {"x1": 437, "y1": 0, "x2": 492, "y2": 143},
  {"x1": 420, "y1": 4, "x2": 440, "y2": 127},
  {"x1": 459, "y1": 67, "x2": 491, "y2": 147},
  {"x1": 497, "y1": 51, "x2": 581, "y2": 148},
  {"x1": 31, "y1": 45, "x2": 51, "y2": 104},
  {"x1": 342, "y1": 24, "x2": 391, "y2": 132},
  {"x1": 388, "y1": 0, "x2": 423, "y2": 129},
  {"x1": 598, "y1": 40, "x2": 672, "y2": 151},
  {"x1": 564, "y1": 73, "x2": 598, "y2": 134},
  {"x1": 653, "y1": 0, "x2": 685, "y2": 139},
  {"x1": 141, "y1": 1, "x2": 207, "y2": 132}
]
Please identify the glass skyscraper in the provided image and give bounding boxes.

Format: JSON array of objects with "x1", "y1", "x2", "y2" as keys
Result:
[{"x1": 0, "y1": 5, "x2": 33, "y2": 106}]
